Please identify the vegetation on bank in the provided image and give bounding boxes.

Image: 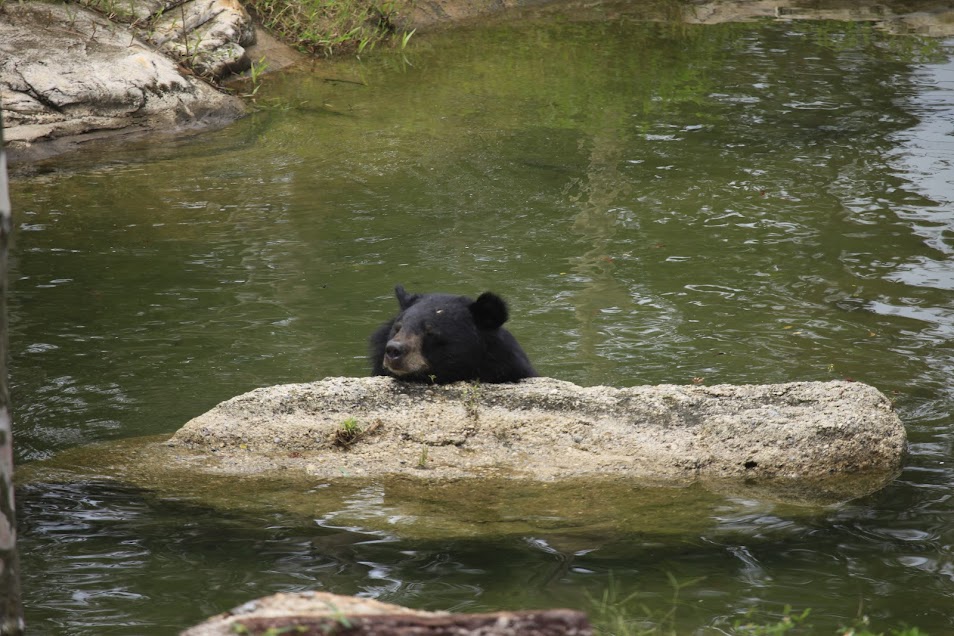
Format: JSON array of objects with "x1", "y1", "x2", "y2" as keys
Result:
[
  {"x1": 244, "y1": 0, "x2": 416, "y2": 56},
  {"x1": 589, "y1": 576, "x2": 928, "y2": 636},
  {"x1": 59, "y1": 0, "x2": 416, "y2": 60}
]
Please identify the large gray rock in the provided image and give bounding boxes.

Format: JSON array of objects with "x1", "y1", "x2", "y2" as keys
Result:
[
  {"x1": 168, "y1": 376, "x2": 906, "y2": 484},
  {"x1": 17, "y1": 377, "x2": 906, "y2": 527},
  {"x1": 0, "y1": 1, "x2": 245, "y2": 162}
]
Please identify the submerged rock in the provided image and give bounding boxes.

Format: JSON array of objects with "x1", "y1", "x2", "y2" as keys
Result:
[
  {"x1": 17, "y1": 378, "x2": 906, "y2": 534},
  {"x1": 181, "y1": 591, "x2": 591, "y2": 636},
  {"x1": 169, "y1": 376, "x2": 906, "y2": 485}
]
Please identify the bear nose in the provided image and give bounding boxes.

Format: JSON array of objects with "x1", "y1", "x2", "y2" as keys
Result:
[{"x1": 385, "y1": 340, "x2": 405, "y2": 360}]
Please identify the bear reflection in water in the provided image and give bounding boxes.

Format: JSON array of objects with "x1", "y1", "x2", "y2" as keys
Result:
[{"x1": 370, "y1": 285, "x2": 537, "y2": 384}]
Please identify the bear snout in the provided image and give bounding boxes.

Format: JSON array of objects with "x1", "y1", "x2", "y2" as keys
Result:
[
  {"x1": 382, "y1": 334, "x2": 428, "y2": 376},
  {"x1": 385, "y1": 340, "x2": 405, "y2": 360}
]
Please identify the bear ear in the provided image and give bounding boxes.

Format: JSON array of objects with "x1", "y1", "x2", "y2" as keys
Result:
[
  {"x1": 395, "y1": 285, "x2": 420, "y2": 310},
  {"x1": 470, "y1": 292, "x2": 509, "y2": 330}
]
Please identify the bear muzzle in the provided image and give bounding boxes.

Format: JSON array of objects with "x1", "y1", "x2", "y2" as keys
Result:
[{"x1": 383, "y1": 335, "x2": 429, "y2": 376}]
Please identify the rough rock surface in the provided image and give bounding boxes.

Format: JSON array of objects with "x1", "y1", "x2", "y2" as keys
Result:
[
  {"x1": 181, "y1": 591, "x2": 591, "y2": 636},
  {"x1": 0, "y1": 1, "x2": 246, "y2": 162},
  {"x1": 168, "y1": 376, "x2": 906, "y2": 483},
  {"x1": 130, "y1": 0, "x2": 256, "y2": 79},
  {"x1": 685, "y1": 0, "x2": 954, "y2": 36}
]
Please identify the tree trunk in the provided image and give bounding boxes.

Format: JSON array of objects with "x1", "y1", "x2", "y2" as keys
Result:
[{"x1": 0, "y1": 106, "x2": 25, "y2": 635}]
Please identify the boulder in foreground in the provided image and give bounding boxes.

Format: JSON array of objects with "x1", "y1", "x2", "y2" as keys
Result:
[
  {"x1": 181, "y1": 591, "x2": 590, "y2": 636},
  {"x1": 168, "y1": 377, "x2": 906, "y2": 484}
]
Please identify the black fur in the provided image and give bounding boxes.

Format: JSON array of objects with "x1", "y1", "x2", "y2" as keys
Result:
[{"x1": 370, "y1": 285, "x2": 537, "y2": 384}]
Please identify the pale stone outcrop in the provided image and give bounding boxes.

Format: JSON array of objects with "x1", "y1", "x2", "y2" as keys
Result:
[
  {"x1": 0, "y1": 1, "x2": 246, "y2": 162},
  {"x1": 130, "y1": 0, "x2": 256, "y2": 79},
  {"x1": 169, "y1": 376, "x2": 906, "y2": 484},
  {"x1": 16, "y1": 376, "x2": 907, "y2": 530}
]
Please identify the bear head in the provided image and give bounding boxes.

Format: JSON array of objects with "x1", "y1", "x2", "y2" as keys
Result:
[{"x1": 370, "y1": 285, "x2": 536, "y2": 384}]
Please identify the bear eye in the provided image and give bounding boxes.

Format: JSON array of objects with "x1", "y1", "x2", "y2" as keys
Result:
[
  {"x1": 423, "y1": 322, "x2": 447, "y2": 344},
  {"x1": 390, "y1": 322, "x2": 402, "y2": 335}
]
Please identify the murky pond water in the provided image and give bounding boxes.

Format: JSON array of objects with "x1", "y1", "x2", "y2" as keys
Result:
[{"x1": 9, "y1": 5, "x2": 954, "y2": 634}]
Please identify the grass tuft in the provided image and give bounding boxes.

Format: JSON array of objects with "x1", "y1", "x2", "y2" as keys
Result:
[
  {"x1": 244, "y1": 0, "x2": 416, "y2": 57},
  {"x1": 331, "y1": 417, "x2": 381, "y2": 448}
]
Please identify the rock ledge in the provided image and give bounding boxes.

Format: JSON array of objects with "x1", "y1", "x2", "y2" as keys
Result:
[{"x1": 168, "y1": 376, "x2": 906, "y2": 484}]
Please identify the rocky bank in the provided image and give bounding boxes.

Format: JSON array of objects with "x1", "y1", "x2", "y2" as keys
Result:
[
  {"x1": 0, "y1": 0, "x2": 253, "y2": 162},
  {"x1": 4, "y1": 0, "x2": 954, "y2": 162}
]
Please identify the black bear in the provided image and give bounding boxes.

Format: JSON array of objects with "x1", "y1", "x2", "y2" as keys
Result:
[{"x1": 370, "y1": 285, "x2": 537, "y2": 384}]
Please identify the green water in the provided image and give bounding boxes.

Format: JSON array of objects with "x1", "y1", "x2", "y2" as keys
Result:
[{"x1": 9, "y1": 9, "x2": 954, "y2": 634}]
